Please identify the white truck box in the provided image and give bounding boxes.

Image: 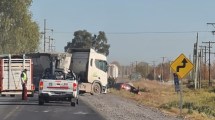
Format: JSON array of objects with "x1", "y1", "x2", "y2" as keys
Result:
[{"x1": 0, "y1": 55, "x2": 34, "y2": 96}]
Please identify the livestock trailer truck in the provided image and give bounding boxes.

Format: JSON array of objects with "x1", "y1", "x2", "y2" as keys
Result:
[{"x1": 0, "y1": 54, "x2": 34, "y2": 97}]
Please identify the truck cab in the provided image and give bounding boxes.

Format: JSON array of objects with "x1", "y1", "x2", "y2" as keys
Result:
[{"x1": 67, "y1": 49, "x2": 108, "y2": 94}]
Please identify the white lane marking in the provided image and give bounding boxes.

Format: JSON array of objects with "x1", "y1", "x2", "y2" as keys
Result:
[
  {"x1": 73, "y1": 111, "x2": 88, "y2": 115},
  {"x1": 43, "y1": 110, "x2": 49, "y2": 113},
  {"x1": 3, "y1": 106, "x2": 19, "y2": 120}
]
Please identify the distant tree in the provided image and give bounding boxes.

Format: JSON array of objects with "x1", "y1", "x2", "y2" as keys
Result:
[
  {"x1": 156, "y1": 62, "x2": 172, "y2": 81},
  {"x1": 64, "y1": 30, "x2": 110, "y2": 56},
  {"x1": 136, "y1": 62, "x2": 150, "y2": 79},
  {"x1": 0, "y1": 0, "x2": 40, "y2": 54}
]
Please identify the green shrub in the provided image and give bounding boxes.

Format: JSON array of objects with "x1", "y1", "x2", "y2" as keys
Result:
[
  {"x1": 160, "y1": 101, "x2": 178, "y2": 110},
  {"x1": 187, "y1": 109, "x2": 193, "y2": 114},
  {"x1": 183, "y1": 102, "x2": 194, "y2": 109}
]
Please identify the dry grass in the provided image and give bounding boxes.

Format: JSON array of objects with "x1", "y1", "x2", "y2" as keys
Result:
[{"x1": 110, "y1": 79, "x2": 215, "y2": 120}]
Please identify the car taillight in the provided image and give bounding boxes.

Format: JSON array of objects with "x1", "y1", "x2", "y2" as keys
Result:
[
  {"x1": 31, "y1": 84, "x2": 35, "y2": 90},
  {"x1": 39, "y1": 81, "x2": 43, "y2": 90},
  {"x1": 121, "y1": 84, "x2": 125, "y2": 88},
  {"x1": 73, "y1": 83, "x2": 77, "y2": 91}
]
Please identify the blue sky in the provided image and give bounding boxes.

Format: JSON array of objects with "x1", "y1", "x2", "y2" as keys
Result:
[{"x1": 30, "y1": 0, "x2": 215, "y2": 65}]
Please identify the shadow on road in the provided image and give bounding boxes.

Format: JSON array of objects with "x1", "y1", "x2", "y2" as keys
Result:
[
  {"x1": 0, "y1": 98, "x2": 38, "y2": 105},
  {"x1": 0, "y1": 97, "x2": 75, "y2": 107}
]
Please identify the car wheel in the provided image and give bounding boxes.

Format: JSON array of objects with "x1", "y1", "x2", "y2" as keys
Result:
[{"x1": 39, "y1": 97, "x2": 44, "y2": 105}]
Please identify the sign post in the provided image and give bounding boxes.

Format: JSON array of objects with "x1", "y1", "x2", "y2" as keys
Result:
[
  {"x1": 173, "y1": 73, "x2": 183, "y2": 116},
  {"x1": 171, "y1": 53, "x2": 194, "y2": 116}
]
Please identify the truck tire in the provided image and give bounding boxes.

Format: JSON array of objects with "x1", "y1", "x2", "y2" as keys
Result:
[
  {"x1": 71, "y1": 98, "x2": 78, "y2": 107},
  {"x1": 76, "y1": 99, "x2": 79, "y2": 104},
  {"x1": 71, "y1": 102, "x2": 76, "y2": 107},
  {"x1": 92, "y1": 82, "x2": 101, "y2": 95},
  {"x1": 1, "y1": 94, "x2": 6, "y2": 97},
  {"x1": 71, "y1": 98, "x2": 76, "y2": 107},
  {"x1": 39, "y1": 97, "x2": 44, "y2": 105}
]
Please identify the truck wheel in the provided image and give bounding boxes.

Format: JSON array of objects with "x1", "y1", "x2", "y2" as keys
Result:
[
  {"x1": 71, "y1": 98, "x2": 75, "y2": 107},
  {"x1": 39, "y1": 98, "x2": 44, "y2": 105},
  {"x1": 1, "y1": 94, "x2": 6, "y2": 97},
  {"x1": 76, "y1": 99, "x2": 79, "y2": 104},
  {"x1": 92, "y1": 82, "x2": 101, "y2": 95},
  {"x1": 71, "y1": 102, "x2": 75, "y2": 106},
  {"x1": 71, "y1": 98, "x2": 78, "y2": 107}
]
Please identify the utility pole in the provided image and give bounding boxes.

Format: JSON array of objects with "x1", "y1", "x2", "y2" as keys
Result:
[
  {"x1": 161, "y1": 57, "x2": 166, "y2": 82},
  {"x1": 43, "y1": 19, "x2": 46, "y2": 52},
  {"x1": 42, "y1": 19, "x2": 53, "y2": 52},
  {"x1": 48, "y1": 36, "x2": 51, "y2": 52},
  {"x1": 202, "y1": 41, "x2": 215, "y2": 87},
  {"x1": 136, "y1": 61, "x2": 138, "y2": 73},
  {"x1": 197, "y1": 49, "x2": 202, "y2": 89},
  {"x1": 131, "y1": 62, "x2": 134, "y2": 73},
  {"x1": 51, "y1": 43, "x2": 55, "y2": 52},
  {"x1": 169, "y1": 60, "x2": 172, "y2": 81},
  {"x1": 152, "y1": 61, "x2": 156, "y2": 80},
  {"x1": 48, "y1": 36, "x2": 54, "y2": 52},
  {"x1": 130, "y1": 62, "x2": 133, "y2": 75},
  {"x1": 199, "y1": 45, "x2": 207, "y2": 80},
  {"x1": 193, "y1": 33, "x2": 199, "y2": 89}
]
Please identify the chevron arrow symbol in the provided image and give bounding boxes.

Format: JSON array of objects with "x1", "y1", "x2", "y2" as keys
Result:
[{"x1": 176, "y1": 58, "x2": 187, "y2": 72}]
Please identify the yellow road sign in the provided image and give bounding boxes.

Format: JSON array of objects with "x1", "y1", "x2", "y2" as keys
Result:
[{"x1": 171, "y1": 54, "x2": 194, "y2": 78}]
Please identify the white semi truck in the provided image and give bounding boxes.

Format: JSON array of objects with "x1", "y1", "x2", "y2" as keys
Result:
[{"x1": 67, "y1": 48, "x2": 108, "y2": 94}]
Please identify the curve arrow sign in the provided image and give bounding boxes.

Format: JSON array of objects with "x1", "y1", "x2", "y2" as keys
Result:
[{"x1": 176, "y1": 58, "x2": 187, "y2": 72}]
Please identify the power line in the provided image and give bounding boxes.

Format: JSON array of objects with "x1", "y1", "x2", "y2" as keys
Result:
[
  {"x1": 106, "y1": 31, "x2": 210, "y2": 34},
  {"x1": 52, "y1": 31, "x2": 210, "y2": 34}
]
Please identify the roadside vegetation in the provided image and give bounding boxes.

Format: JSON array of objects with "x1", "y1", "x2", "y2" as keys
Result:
[
  {"x1": 0, "y1": 0, "x2": 40, "y2": 54},
  {"x1": 110, "y1": 79, "x2": 215, "y2": 120}
]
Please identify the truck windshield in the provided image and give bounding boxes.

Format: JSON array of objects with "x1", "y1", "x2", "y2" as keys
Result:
[{"x1": 95, "y1": 59, "x2": 108, "y2": 72}]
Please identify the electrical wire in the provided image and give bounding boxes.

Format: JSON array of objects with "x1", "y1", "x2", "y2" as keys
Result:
[{"x1": 52, "y1": 31, "x2": 211, "y2": 35}]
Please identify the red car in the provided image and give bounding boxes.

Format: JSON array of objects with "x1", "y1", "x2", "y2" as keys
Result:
[
  {"x1": 121, "y1": 83, "x2": 132, "y2": 91},
  {"x1": 120, "y1": 83, "x2": 140, "y2": 94}
]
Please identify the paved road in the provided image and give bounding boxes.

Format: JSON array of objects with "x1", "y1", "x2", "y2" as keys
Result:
[{"x1": 0, "y1": 94, "x2": 105, "y2": 120}]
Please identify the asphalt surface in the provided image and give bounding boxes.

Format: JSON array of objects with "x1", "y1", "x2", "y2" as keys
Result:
[{"x1": 0, "y1": 93, "x2": 105, "y2": 120}]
